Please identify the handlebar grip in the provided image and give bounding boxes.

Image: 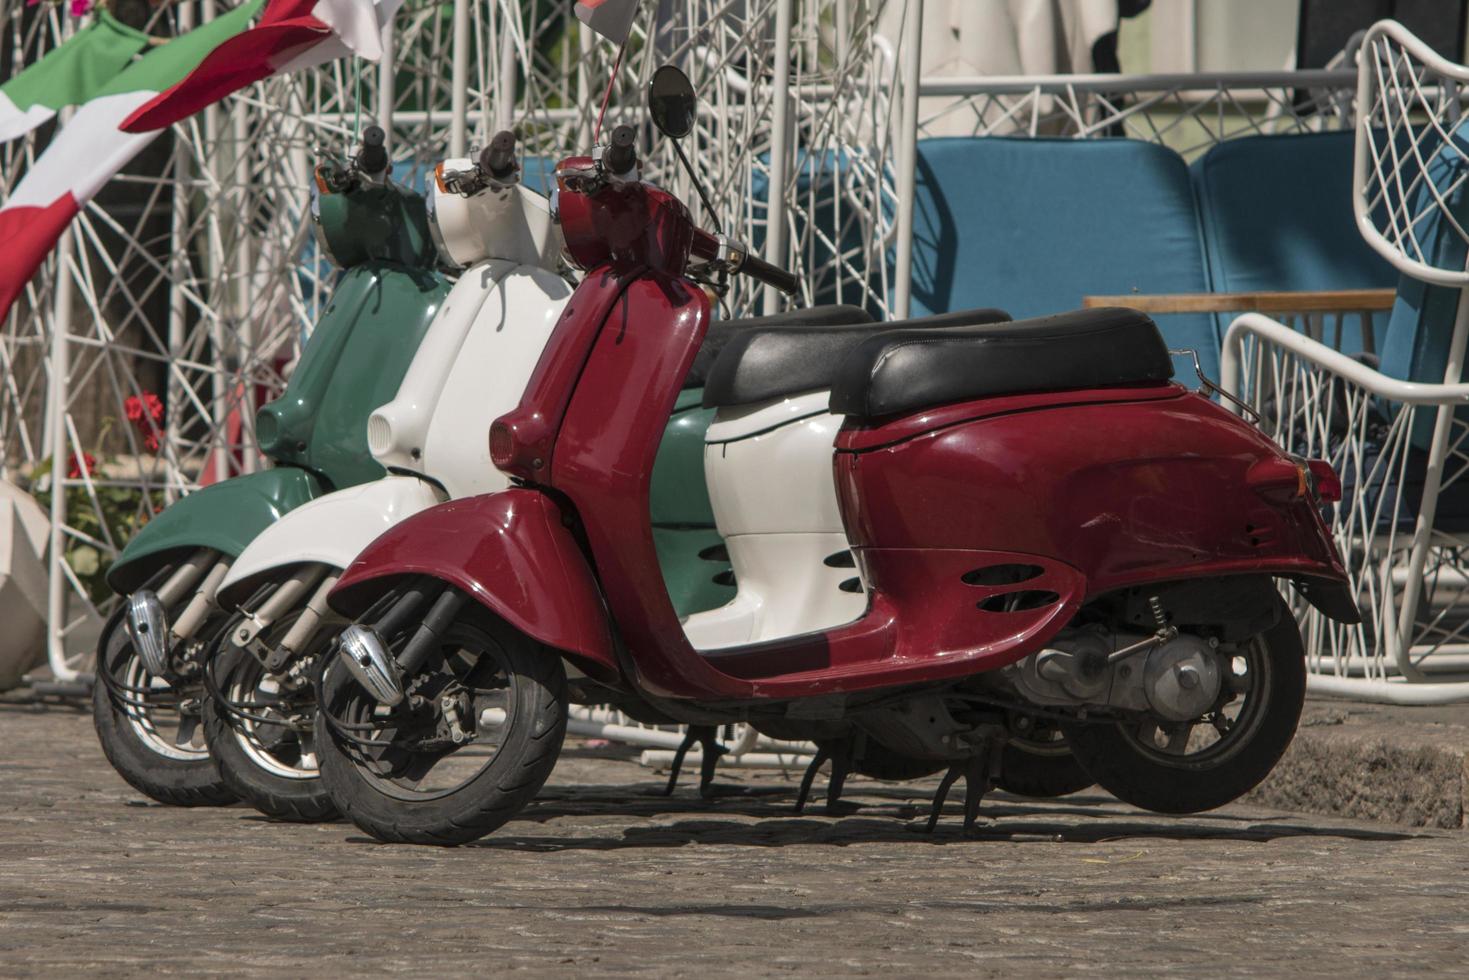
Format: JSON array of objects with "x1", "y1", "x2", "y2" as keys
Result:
[
  {"x1": 356, "y1": 125, "x2": 389, "y2": 176},
  {"x1": 604, "y1": 124, "x2": 638, "y2": 176},
  {"x1": 481, "y1": 130, "x2": 518, "y2": 180},
  {"x1": 741, "y1": 253, "x2": 800, "y2": 295}
]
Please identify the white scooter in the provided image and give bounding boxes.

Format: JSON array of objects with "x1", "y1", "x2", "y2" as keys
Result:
[{"x1": 199, "y1": 134, "x2": 571, "y2": 820}]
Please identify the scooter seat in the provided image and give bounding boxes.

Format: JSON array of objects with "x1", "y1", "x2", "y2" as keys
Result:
[
  {"x1": 828, "y1": 306, "x2": 1174, "y2": 420},
  {"x1": 701, "y1": 306, "x2": 1010, "y2": 407},
  {"x1": 684, "y1": 304, "x2": 874, "y2": 390}
]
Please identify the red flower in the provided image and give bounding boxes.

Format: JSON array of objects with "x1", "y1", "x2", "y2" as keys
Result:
[
  {"x1": 69, "y1": 1, "x2": 92, "y2": 15},
  {"x1": 124, "y1": 392, "x2": 165, "y2": 453},
  {"x1": 67, "y1": 452, "x2": 96, "y2": 480}
]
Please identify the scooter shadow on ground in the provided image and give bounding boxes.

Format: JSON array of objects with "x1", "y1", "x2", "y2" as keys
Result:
[{"x1": 331, "y1": 781, "x2": 1424, "y2": 851}]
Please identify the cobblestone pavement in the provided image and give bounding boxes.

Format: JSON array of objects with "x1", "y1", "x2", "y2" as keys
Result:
[{"x1": 3, "y1": 704, "x2": 1469, "y2": 978}]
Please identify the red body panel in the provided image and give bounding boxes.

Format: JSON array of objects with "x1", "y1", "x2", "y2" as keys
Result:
[
  {"x1": 329, "y1": 490, "x2": 618, "y2": 683},
  {"x1": 833, "y1": 387, "x2": 1347, "y2": 600}
]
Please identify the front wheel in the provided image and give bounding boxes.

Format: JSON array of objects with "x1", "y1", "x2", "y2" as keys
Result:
[
  {"x1": 202, "y1": 618, "x2": 336, "y2": 823},
  {"x1": 1062, "y1": 601, "x2": 1305, "y2": 814},
  {"x1": 317, "y1": 610, "x2": 567, "y2": 845},
  {"x1": 92, "y1": 609, "x2": 237, "y2": 807}
]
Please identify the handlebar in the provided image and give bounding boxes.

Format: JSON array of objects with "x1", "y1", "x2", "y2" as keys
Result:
[
  {"x1": 741, "y1": 253, "x2": 800, "y2": 295},
  {"x1": 603, "y1": 125, "x2": 638, "y2": 176},
  {"x1": 480, "y1": 130, "x2": 518, "y2": 181},
  {"x1": 356, "y1": 125, "x2": 389, "y2": 177},
  {"x1": 690, "y1": 228, "x2": 799, "y2": 295}
]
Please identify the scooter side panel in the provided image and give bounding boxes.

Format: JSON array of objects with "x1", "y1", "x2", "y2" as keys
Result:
[
  {"x1": 329, "y1": 490, "x2": 619, "y2": 683},
  {"x1": 650, "y1": 389, "x2": 736, "y2": 617},
  {"x1": 834, "y1": 390, "x2": 1349, "y2": 598},
  {"x1": 216, "y1": 476, "x2": 445, "y2": 608},
  {"x1": 107, "y1": 468, "x2": 325, "y2": 593},
  {"x1": 367, "y1": 262, "x2": 512, "y2": 473},
  {"x1": 257, "y1": 263, "x2": 452, "y2": 489},
  {"x1": 421, "y1": 266, "x2": 572, "y2": 499}
]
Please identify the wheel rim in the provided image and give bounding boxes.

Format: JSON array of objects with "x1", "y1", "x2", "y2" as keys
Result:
[
  {"x1": 117, "y1": 650, "x2": 209, "y2": 762},
  {"x1": 1114, "y1": 636, "x2": 1272, "y2": 771},
  {"x1": 224, "y1": 651, "x2": 320, "y2": 781},
  {"x1": 328, "y1": 623, "x2": 517, "y2": 802}
]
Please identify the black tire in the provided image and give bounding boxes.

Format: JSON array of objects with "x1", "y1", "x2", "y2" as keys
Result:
[
  {"x1": 203, "y1": 635, "x2": 337, "y2": 823},
  {"x1": 92, "y1": 610, "x2": 237, "y2": 807},
  {"x1": 1062, "y1": 602, "x2": 1306, "y2": 814},
  {"x1": 317, "y1": 611, "x2": 567, "y2": 845},
  {"x1": 845, "y1": 739, "x2": 946, "y2": 781},
  {"x1": 996, "y1": 740, "x2": 1094, "y2": 798}
]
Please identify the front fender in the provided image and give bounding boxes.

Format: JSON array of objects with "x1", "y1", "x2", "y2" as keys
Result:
[
  {"x1": 217, "y1": 476, "x2": 446, "y2": 607},
  {"x1": 108, "y1": 468, "x2": 324, "y2": 594},
  {"x1": 329, "y1": 489, "x2": 618, "y2": 682}
]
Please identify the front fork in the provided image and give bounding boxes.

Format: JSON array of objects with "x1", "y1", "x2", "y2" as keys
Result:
[
  {"x1": 338, "y1": 580, "x2": 468, "y2": 707},
  {"x1": 126, "y1": 548, "x2": 230, "y2": 678}
]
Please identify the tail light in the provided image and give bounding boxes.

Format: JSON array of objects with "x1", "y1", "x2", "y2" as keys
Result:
[
  {"x1": 1306, "y1": 459, "x2": 1342, "y2": 503},
  {"x1": 489, "y1": 419, "x2": 517, "y2": 470}
]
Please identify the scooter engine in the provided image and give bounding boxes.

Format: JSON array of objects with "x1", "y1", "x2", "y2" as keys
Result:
[{"x1": 1011, "y1": 627, "x2": 1224, "y2": 722}]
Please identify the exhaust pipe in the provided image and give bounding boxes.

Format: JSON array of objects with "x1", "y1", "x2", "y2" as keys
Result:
[
  {"x1": 338, "y1": 624, "x2": 405, "y2": 706},
  {"x1": 125, "y1": 591, "x2": 171, "y2": 677}
]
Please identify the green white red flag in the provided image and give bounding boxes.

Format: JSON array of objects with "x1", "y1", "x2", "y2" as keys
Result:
[
  {"x1": 123, "y1": 0, "x2": 404, "y2": 133},
  {"x1": 0, "y1": 0, "x2": 400, "y2": 324},
  {"x1": 0, "y1": 0, "x2": 265, "y2": 323},
  {"x1": 0, "y1": 10, "x2": 150, "y2": 143}
]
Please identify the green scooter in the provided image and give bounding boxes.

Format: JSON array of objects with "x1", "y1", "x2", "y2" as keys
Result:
[{"x1": 92, "y1": 128, "x2": 451, "y2": 805}]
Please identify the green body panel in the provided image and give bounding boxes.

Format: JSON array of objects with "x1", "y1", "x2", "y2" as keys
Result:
[
  {"x1": 107, "y1": 468, "x2": 325, "y2": 593},
  {"x1": 650, "y1": 388, "x2": 736, "y2": 617},
  {"x1": 255, "y1": 263, "x2": 451, "y2": 489},
  {"x1": 313, "y1": 177, "x2": 437, "y2": 269}
]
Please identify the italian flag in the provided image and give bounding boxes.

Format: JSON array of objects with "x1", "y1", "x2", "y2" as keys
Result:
[
  {"x1": 123, "y1": 1, "x2": 404, "y2": 133},
  {"x1": 0, "y1": 10, "x2": 150, "y2": 144},
  {"x1": 0, "y1": 0, "x2": 265, "y2": 322}
]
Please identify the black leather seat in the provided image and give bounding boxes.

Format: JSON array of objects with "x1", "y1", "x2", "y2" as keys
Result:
[
  {"x1": 701, "y1": 307, "x2": 1011, "y2": 408},
  {"x1": 684, "y1": 305, "x2": 873, "y2": 390},
  {"x1": 828, "y1": 306, "x2": 1174, "y2": 420}
]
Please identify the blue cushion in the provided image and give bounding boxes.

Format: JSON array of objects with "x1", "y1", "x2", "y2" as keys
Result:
[
  {"x1": 1191, "y1": 131, "x2": 1396, "y2": 353},
  {"x1": 908, "y1": 136, "x2": 1218, "y2": 380}
]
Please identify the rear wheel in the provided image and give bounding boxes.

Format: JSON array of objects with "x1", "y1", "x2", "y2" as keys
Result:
[
  {"x1": 92, "y1": 608, "x2": 237, "y2": 807},
  {"x1": 317, "y1": 611, "x2": 567, "y2": 845},
  {"x1": 203, "y1": 614, "x2": 336, "y2": 823},
  {"x1": 996, "y1": 723, "x2": 1094, "y2": 799},
  {"x1": 1062, "y1": 602, "x2": 1305, "y2": 814}
]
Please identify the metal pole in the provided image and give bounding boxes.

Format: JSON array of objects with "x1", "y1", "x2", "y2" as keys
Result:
[
  {"x1": 378, "y1": 15, "x2": 396, "y2": 153},
  {"x1": 496, "y1": 10, "x2": 515, "y2": 134},
  {"x1": 762, "y1": 0, "x2": 794, "y2": 315},
  {"x1": 892, "y1": 0, "x2": 924, "y2": 320},
  {"x1": 44, "y1": 225, "x2": 77, "y2": 681},
  {"x1": 450, "y1": 0, "x2": 469, "y2": 157}
]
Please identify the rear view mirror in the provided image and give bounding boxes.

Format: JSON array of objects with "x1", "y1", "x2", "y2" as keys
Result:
[{"x1": 648, "y1": 65, "x2": 696, "y2": 140}]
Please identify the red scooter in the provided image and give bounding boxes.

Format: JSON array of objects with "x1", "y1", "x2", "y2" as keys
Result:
[{"x1": 314, "y1": 68, "x2": 1356, "y2": 845}]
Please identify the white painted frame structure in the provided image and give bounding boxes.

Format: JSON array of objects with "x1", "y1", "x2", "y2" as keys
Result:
[{"x1": 1221, "y1": 20, "x2": 1469, "y2": 703}]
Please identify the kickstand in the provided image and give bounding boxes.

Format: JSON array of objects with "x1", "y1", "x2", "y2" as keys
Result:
[
  {"x1": 794, "y1": 739, "x2": 853, "y2": 814},
  {"x1": 661, "y1": 725, "x2": 727, "y2": 797},
  {"x1": 923, "y1": 741, "x2": 997, "y2": 835}
]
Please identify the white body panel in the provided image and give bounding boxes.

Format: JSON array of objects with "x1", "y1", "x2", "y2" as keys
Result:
[
  {"x1": 427, "y1": 163, "x2": 561, "y2": 269},
  {"x1": 219, "y1": 477, "x2": 445, "y2": 593},
  {"x1": 684, "y1": 391, "x2": 866, "y2": 651},
  {"x1": 368, "y1": 262, "x2": 572, "y2": 498}
]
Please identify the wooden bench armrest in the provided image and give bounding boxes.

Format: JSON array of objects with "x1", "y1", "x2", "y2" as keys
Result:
[{"x1": 1081, "y1": 289, "x2": 1396, "y2": 314}]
